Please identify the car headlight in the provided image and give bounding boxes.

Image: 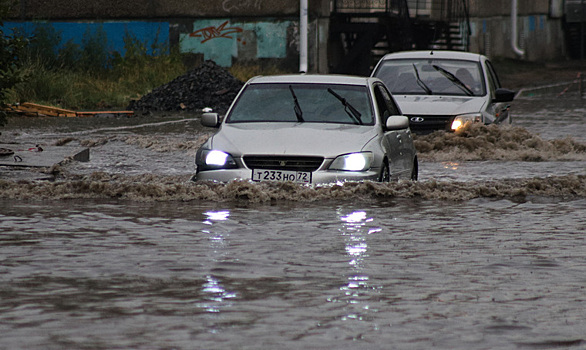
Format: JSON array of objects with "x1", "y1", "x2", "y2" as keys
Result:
[
  {"x1": 329, "y1": 152, "x2": 373, "y2": 171},
  {"x1": 451, "y1": 113, "x2": 482, "y2": 131},
  {"x1": 196, "y1": 149, "x2": 238, "y2": 171}
]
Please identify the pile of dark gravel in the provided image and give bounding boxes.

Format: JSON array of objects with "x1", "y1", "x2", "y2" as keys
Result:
[{"x1": 127, "y1": 60, "x2": 244, "y2": 114}]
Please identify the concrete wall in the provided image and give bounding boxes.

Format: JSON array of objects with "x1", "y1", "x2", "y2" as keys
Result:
[
  {"x1": 469, "y1": 0, "x2": 550, "y2": 17},
  {"x1": 178, "y1": 19, "x2": 297, "y2": 68},
  {"x1": 469, "y1": 15, "x2": 565, "y2": 61},
  {"x1": 8, "y1": 0, "x2": 330, "y2": 19},
  {"x1": 2, "y1": 0, "x2": 573, "y2": 72},
  {"x1": 4, "y1": 0, "x2": 331, "y2": 73},
  {"x1": 468, "y1": 0, "x2": 566, "y2": 61},
  {"x1": 3, "y1": 21, "x2": 170, "y2": 57}
]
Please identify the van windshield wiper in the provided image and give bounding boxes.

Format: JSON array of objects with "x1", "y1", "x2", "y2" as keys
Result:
[
  {"x1": 327, "y1": 88, "x2": 363, "y2": 125},
  {"x1": 432, "y1": 65, "x2": 474, "y2": 96},
  {"x1": 289, "y1": 85, "x2": 304, "y2": 122},
  {"x1": 412, "y1": 64, "x2": 433, "y2": 95}
]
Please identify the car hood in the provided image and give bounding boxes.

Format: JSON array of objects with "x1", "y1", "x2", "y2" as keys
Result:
[
  {"x1": 393, "y1": 95, "x2": 487, "y2": 115},
  {"x1": 210, "y1": 123, "x2": 378, "y2": 158}
]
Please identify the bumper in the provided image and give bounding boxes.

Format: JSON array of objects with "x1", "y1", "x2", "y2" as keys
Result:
[{"x1": 193, "y1": 168, "x2": 380, "y2": 185}]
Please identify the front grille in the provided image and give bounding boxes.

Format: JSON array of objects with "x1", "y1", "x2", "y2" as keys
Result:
[
  {"x1": 243, "y1": 156, "x2": 324, "y2": 172},
  {"x1": 407, "y1": 115, "x2": 454, "y2": 134}
]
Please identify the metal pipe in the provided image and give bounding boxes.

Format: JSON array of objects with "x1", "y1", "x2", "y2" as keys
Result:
[
  {"x1": 511, "y1": 0, "x2": 525, "y2": 57},
  {"x1": 580, "y1": 0, "x2": 586, "y2": 61},
  {"x1": 299, "y1": 0, "x2": 308, "y2": 73}
]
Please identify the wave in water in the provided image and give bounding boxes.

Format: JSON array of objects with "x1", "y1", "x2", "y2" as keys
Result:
[
  {"x1": 1, "y1": 173, "x2": 584, "y2": 202},
  {"x1": 57, "y1": 133, "x2": 212, "y2": 154},
  {"x1": 414, "y1": 123, "x2": 586, "y2": 161},
  {"x1": 54, "y1": 123, "x2": 585, "y2": 163}
]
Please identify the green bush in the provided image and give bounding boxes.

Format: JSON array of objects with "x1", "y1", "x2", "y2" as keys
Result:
[
  {"x1": 79, "y1": 25, "x2": 109, "y2": 72},
  {"x1": 5, "y1": 20, "x2": 292, "y2": 113},
  {"x1": 0, "y1": 0, "x2": 28, "y2": 126},
  {"x1": 12, "y1": 23, "x2": 187, "y2": 110}
]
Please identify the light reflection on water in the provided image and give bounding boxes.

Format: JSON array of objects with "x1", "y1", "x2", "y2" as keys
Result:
[
  {"x1": 199, "y1": 275, "x2": 237, "y2": 313},
  {"x1": 1, "y1": 198, "x2": 586, "y2": 349},
  {"x1": 443, "y1": 161, "x2": 459, "y2": 170},
  {"x1": 200, "y1": 210, "x2": 235, "y2": 314},
  {"x1": 338, "y1": 210, "x2": 381, "y2": 325},
  {"x1": 204, "y1": 210, "x2": 231, "y2": 223},
  {"x1": 340, "y1": 210, "x2": 371, "y2": 269},
  {"x1": 1, "y1": 95, "x2": 586, "y2": 349}
]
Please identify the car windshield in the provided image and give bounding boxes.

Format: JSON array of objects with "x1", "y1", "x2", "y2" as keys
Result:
[
  {"x1": 373, "y1": 59, "x2": 486, "y2": 96},
  {"x1": 226, "y1": 83, "x2": 374, "y2": 125}
]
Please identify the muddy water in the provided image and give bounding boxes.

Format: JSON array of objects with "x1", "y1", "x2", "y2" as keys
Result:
[{"x1": 1, "y1": 95, "x2": 586, "y2": 349}]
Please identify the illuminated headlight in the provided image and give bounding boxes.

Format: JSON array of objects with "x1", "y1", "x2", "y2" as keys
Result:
[
  {"x1": 451, "y1": 113, "x2": 482, "y2": 130},
  {"x1": 196, "y1": 149, "x2": 237, "y2": 171},
  {"x1": 329, "y1": 152, "x2": 373, "y2": 171}
]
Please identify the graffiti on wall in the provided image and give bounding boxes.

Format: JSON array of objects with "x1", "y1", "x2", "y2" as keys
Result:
[
  {"x1": 222, "y1": 0, "x2": 263, "y2": 13},
  {"x1": 180, "y1": 19, "x2": 293, "y2": 67},
  {"x1": 189, "y1": 21, "x2": 243, "y2": 44}
]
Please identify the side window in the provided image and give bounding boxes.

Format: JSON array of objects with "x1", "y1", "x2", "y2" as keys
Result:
[
  {"x1": 374, "y1": 84, "x2": 401, "y2": 117},
  {"x1": 484, "y1": 60, "x2": 501, "y2": 97},
  {"x1": 380, "y1": 86, "x2": 401, "y2": 115},
  {"x1": 485, "y1": 60, "x2": 502, "y2": 88},
  {"x1": 373, "y1": 85, "x2": 391, "y2": 122}
]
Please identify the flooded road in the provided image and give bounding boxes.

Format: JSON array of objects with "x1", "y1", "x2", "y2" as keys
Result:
[{"x1": 1, "y1": 94, "x2": 586, "y2": 349}]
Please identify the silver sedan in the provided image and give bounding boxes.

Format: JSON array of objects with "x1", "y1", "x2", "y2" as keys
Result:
[
  {"x1": 194, "y1": 75, "x2": 418, "y2": 185},
  {"x1": 371, "y1": 50, "x2": 515, "y2": 134}
]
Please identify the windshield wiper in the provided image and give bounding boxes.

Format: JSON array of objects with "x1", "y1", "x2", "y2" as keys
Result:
[
  {"x1": 327, "y1": 88, "x2": 363, "y2": 125},
  {"x1": 432, "y1": 65, "x2": 474, "y2": 96},
  {"x1": 289, "y1": 85, "x2": 304, "y2": 122},
  {"x1": 412, "y1": 64, "x2": 433, "y2": 95}
]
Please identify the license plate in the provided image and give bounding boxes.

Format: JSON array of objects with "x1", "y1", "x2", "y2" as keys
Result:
[{"x1": 251, "y1": 169, "x2": 312, "y2": 183}]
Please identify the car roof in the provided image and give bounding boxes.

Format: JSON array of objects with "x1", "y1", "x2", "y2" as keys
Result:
[
  {"x1": 246, "y1": 74, "x2": 381, "y2": 86},
  {"x1": 379, "y1": 50, "x2": 486, "y2": 62}
]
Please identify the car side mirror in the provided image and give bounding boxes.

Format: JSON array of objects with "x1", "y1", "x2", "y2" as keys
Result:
[
  {"x1": 493, "y1": 88, "x2": 515, "y2": 103},
  {"x1": 386, "y1": 115, "x2": 409, "y2": 130},
  {"x1": 201, "y1": 112, "x2": 221, "y2": 127}
]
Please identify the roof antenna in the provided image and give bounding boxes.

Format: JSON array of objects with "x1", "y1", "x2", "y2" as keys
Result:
[{"x1": 430, "y1": 25, "x2": 439, "y2": 55}]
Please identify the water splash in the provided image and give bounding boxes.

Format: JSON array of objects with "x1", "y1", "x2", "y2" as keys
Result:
[
  {"x1": 1, "y1": 173, "x2": 584, "y2": 202},
  {"x1": 415, "y1": 123, "x2": 586, "y2": 162}
]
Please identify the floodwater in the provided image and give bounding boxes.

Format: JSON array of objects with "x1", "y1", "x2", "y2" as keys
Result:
[{"x1": 1, "y1": 93, "x2": 585, "y2": 349}]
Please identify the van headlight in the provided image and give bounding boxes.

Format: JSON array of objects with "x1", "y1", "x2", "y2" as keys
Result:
[
  {"x1": 196, "y1": 149, "x2": 237, "y2": 171},
  {"x1": 329, "y1": 152, "x2": 373, "y2": 171},
  {"x1": 451, "y1": 113, "x2": 482, "y2": 130}
]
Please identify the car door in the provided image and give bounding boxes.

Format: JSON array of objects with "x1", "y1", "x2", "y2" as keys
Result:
[
  {"x1": 373, "y1": 83, "x2": 410, "y2": 177},
  {"x1": 484, "y1": 59, "x2": 511, "y2": 124}
]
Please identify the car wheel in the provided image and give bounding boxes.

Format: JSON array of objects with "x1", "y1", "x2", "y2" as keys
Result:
[
  {"x1": 378, "y1": 160, "x2": 390, "y2": 182},
  {"x1": 411, "y1": 157, "x2": 419, "y2": 181}
]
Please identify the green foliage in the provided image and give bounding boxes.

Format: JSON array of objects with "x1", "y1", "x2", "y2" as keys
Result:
[
  {"x1": 79, "y1": 25, "x2": 109, "y2": 72},
  {"x1": 25, "y1": 23, "x2": 61, "y2": 68},
  {"x1": 0, "y1": 0, "x2": 28, "y2": 126},
  {"x1": 58, "y1": 40, "x2": 82, "y2": 69},
  {"x1": 12, "y1": 25, "x2": 187, "y2": 110},
  {"x1": 5, "y1": 20, "x2": 290, "y2": 113},
  {"x1": 110, "y1": 27, "x2": 168, "y2": 69},
  {"x1": 22, "y1": 23, "x2": 111, "y2": 73}
]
